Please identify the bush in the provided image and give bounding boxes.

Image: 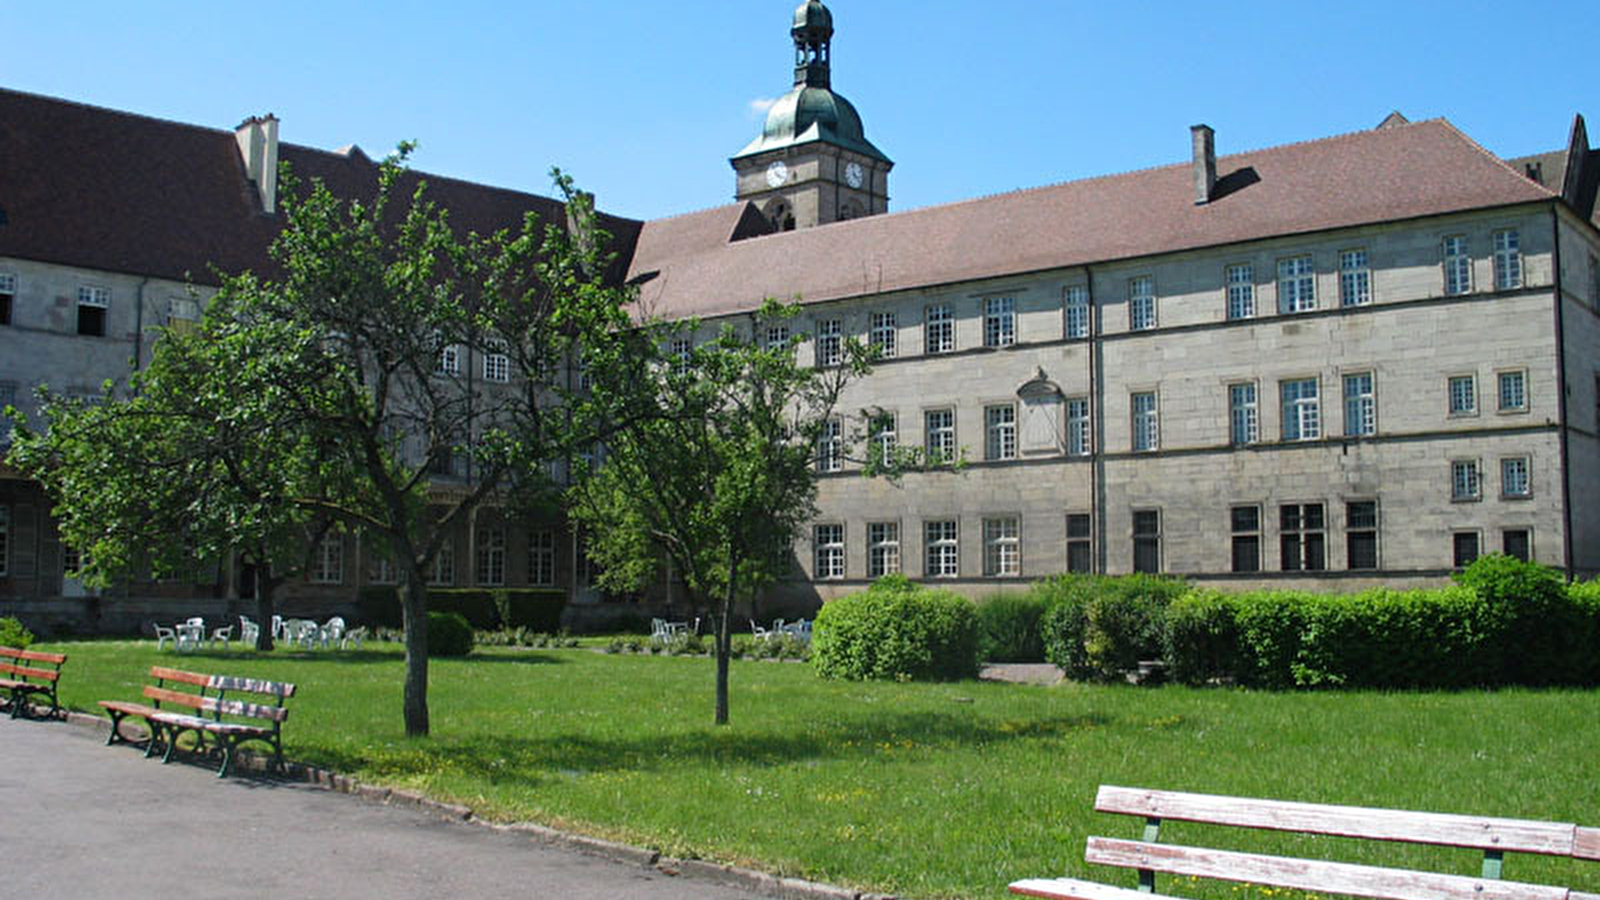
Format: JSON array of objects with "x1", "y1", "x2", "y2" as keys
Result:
[
  {"x1": 812, "y1": 575, "x2": 979, "y2": 681},
  {"x1": 975, "y1": 592, "x2": 1049, "y2": 662},
  {"x1": 1163, "y1": 589, "x2": 1240, "y2": 685},
  {"x1": 0, "y1": 616, "x2": 34, "y2": 649},
  {"x1": 1454, "y1": 555, "x2": 1588, "y2": 685},
  {"x1": 494, "y1": 589, "x2": 567, "y2": 632},
  {"x1": 1038, "y1": 574, "x2": 1186, "y2": 681},
  {"x1": 357, "y1": 585, "x2": 403, "y2": 628},
  {"x1": 358, "y1": 587, "x2": 565, "y2": 633},
  {"x1": 426, "y1": 611, "x2": 474, "y2": 657}
]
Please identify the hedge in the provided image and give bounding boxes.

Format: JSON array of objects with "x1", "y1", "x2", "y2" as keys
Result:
[
  {"x1": 812, "y1": 575, "x2": 979, "y2": 681},
  {"x1": 357, "y1": 586, "x2": 566, "y2": 632},
  {"x1": 1036, "y1": 574, "x2": 1188, "y2": 681},
  {"x1": 974, "y1": 592, "x2": 1049, "y2": 662}
]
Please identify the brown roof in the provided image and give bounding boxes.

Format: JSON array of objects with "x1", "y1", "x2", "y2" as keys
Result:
[
  {"x1": 626, "y1": 118, "x2": 1556, "y2": 320},
  {"x1": 0, "y1": 87, "x2": 642, "y2": 286}
]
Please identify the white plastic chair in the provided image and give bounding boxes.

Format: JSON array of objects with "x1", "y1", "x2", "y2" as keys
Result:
[
  {"x1": 271, "y1": 615, "x2": 285, "y2": 641},
  {"x1": 340, "y1": 625, "x2": 367, "y2": 650},
  {"x1": 153, "y1": 623, "x2": 177, "y2": 651},
  {"x1": 208, "y1": 622, "x2": 234, "y2": 650},
  {"x1": 239, "y1": 616, "x2": 260, "y2": 647},
  {"x1": 323, "y1": 617, "x2": 347, "y2": 649},
  {"x1": 650, "y1": 618, "x2": 672, "y2": 646},
  {"x1": 176, "y1": 618, "x2": 205, "y2": 653},
  {"x1": 750, "y1": 619, "x2": 771, "y2": 642}
]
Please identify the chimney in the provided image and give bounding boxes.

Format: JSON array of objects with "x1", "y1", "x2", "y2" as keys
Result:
[
  {"x1": 1191, "y1": 124, "x2": 1216, "y2": 205},
  {"x1": 235, "y1": 114, "x2": 280, "y2": 214}
]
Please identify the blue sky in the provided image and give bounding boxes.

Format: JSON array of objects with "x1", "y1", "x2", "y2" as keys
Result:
[{"x1": 9, "y1": 1, "x2": 1597, "y2": 222}]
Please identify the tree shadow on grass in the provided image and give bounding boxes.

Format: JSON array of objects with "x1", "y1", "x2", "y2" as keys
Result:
[{"x1": 302, "y1": 708, "x2": 1118, "y2": 787}]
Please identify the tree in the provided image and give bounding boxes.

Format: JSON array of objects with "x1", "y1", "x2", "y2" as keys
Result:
[
  {"x1": 6, "y1": 309, "x2": 334, "y2": 651},
  {"x1": 569, "y1": 299, "x2": 867, "y2": 724}
]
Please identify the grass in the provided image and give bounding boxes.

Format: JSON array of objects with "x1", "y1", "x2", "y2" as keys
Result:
[{"x1": 32, "y1": 638, "x2": 1600, "y2": 900}]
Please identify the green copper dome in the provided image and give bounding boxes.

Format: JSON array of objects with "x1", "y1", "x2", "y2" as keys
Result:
[
  {"x1": 734, "y1": 85, "x2": 890, "y2": 163},
  {"x1": 792, "y1": 1, "x2": 833, "y2": 35}
]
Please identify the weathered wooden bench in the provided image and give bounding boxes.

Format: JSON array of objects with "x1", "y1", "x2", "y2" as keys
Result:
[
  {"x1": 99, "y1": 666, "x2": 295, "y2": 778},
  {"x1": 0, "y1": 645, "x2": 67, "y2": 719},
  {"x1": 1012, "y1": 785, "x2": 1600, "y2": 900}
]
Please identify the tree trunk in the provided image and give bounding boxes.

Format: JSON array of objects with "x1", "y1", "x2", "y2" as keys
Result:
[
  {"x1": 253, "y1": 570, "x2": 279, "y2": 652},
  {"x1": 401, "y1": 572, "x2": 430, "y2": 737},
  {"x1": 714, "y1": 583, "x2": 733, "y2": 725}
]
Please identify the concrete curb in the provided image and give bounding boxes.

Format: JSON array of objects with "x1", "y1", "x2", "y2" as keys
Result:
[{"x1": 49, "y1": 706, "x2": 898, "y2": 900}]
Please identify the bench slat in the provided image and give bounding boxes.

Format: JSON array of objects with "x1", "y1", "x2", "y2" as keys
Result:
[
  {"x1": 1085, "y1": 838, "x2": 1568, "y2": 900},
  {"x1": 0, "y1": 663, "x2": 62, "y2": 682},
  {"x1": 1095, "y1": 786, "x2": 1580, "y2": 856},
  {"x1": 1010, "y1": 878, "x2": 1170, "y2": 900},
  {"x1": 0, "y1": 647, "x2": 67, "y2": 665},
  {"x1": 211, "y1": 697, "x2": 289, "y2": 722},
  {"x1": 149, "y1": 667, "x2": 215, "y2": 688},
  {"x1": 1575, "y1": 829, "x2": 1600, "y2": 861},
  {"x1": 143, "y1": 685, "x2": 210, "y2": 711},
  {"x1": 208, "y1": 675, "x2": 295, "y2": 698}
]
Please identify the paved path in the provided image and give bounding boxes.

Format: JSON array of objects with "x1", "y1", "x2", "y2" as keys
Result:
[{"x1": 0, "y1": 716, "x2": 769, "y2": 900}]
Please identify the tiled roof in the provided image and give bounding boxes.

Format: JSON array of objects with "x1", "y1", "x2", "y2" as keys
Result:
[
  {"x1": 626, "y1": 119, "x2": 1557, "y2": 320},
  {"x1": 0, "y1": 87, "x2": 642, "y2": 286}
]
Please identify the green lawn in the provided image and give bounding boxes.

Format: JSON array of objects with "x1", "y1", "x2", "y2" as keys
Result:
[{"x1": 34, "y1": 639, "x2": 1600, "y2": 900}]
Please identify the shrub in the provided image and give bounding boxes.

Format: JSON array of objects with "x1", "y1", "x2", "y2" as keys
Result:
[
  {"x1": 812, "y1": 574, "x2": 978, "y2": 681},
  {"x1": 1567, "y1": 579, "x2": 1600, "y2": 684},
  {"x1": 358, "y1": 587, "x2": 564, "y2": 633},
  {"x1": 1038, "y1": 574, "x2": 1186, "y2": 681},
  {"x1": 1454, "y1": 554, "x2": 1588, "y2": 685},
  {"x1": 494, "y1": 589, "x2": 567, "y2": 632},
  {"x1": 427, "y1": 590, "x2": 500, "y2": 630},
  {"x1": 357, "y1": 585, "x2": 402, "y2": 628},
  {"x1": 975, "y1": 592, "x2": 1048, "y2": 662},
  {"x1": 1163, "y1": 589, "x2": 1240, "y2": 685},
  {"x1": 426, "y1": 611, "x2": 474, "y2": 657},
  {"x1": 0, "y1": 616, "x2": 34, "y2": 649}
]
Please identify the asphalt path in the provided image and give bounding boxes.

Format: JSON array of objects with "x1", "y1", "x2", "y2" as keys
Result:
[{"x1": 0, "y1": 715, "x2": 770, "y2": 900}]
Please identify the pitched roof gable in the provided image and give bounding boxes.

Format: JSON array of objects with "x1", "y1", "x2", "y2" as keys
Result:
[{"x1": 627, "y1": 118, "x2": 1556, "y2": 320}]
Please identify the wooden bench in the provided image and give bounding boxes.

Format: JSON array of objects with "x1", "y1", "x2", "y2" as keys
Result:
[
  {"x1": 0, "y1": 645, "x2": 67, "y2": 719},
  {"x1": 1012, "y1": 785, "x2": 1600, "y2": 900},
  {"x1": 99, "y1": 666, "x2": 296, "y2": 778}
]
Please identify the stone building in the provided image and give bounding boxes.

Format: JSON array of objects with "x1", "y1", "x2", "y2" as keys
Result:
[{"x1": 4, "y1": 0, "x2": 1600, "y2": 630}]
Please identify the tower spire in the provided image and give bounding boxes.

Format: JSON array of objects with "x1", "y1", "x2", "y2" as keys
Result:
[{"x1": 792, "y1": 1, "x2": 833, "y2": 89}]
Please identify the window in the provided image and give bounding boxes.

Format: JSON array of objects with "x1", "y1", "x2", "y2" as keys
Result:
[
  {"x1": 1280, "y1": 378, "x2": 1320, "y2": 441},
  {"x1": 1448, "y1": 375, "x2": 1477, "y2": 416},
  {"x1": 0, "y1": 272, "x2": 13, "y2": 326},
  {"x1": 983, "y1": 516, "x2": 1020, "y2": 577},
  {"x1": 870, "y1": 311, "x2": 897, "y2": 358},
  {"x1": 1347, "y1": 501, "x2": 1379, "y2": 570},
  {"x1": 312, "y1": 534, "x2": 343, "y2": 584},
  {"x1": 483, "y1": 341, "x2": 510, "y2": 383},
  {"x1": 926, "y1": 304, "x2": 954, "y2": 354},
  {"x1": 1444, "y1": 235, "x2": 1472, "y2": 295},
  {"x1": 1131, "y1": 391, "x2": 1158, "y2": 452},
  {"x1": 815, "y1": 319, "x2": 842, "y2": 367},
  {"x1": 62, "y1": 544, "x2": 84, "y2": 577},
  {"x1": 671, "y1": 337, "x2": 693, "y2": 372},
  {"x1": 367, "y1": 553, "x2": 397, "y2": 585},
  {"x1": 925, "y1": 408, "x2": 955, "y2": 464},
  {"x1": 476, "y1": 526, "x2": 506, "y2": 586},
  {"x1": 1497, "y1": 370, "x2": 1527, "y2": 412},
  {"x1": 1129, "y1": 276, "x2": 1156, "y2": 331},
  {"x1": 77, "y1": 285, "x2": 109, "y2": 337},
  {"x1": 815, "y1": 417, "x2": 842, "y2": 473},
  {"x1": 1501, "y1": 457, "x2": 1530, "y2": 498},
  {"x1": 529, "y1": 529, "x2": 556, "y2": 586},
  {"x1": 1339, "y1": 249, "x2": 1371, "y2": 306},
  {"x1": 1229, "y1": 383, "x2": 1258, "y2": 445},
  {"x1": 985, "y1": 403, "x2": 1017, "y2": 461},
  {"x1": 1066, "y1": 397, "x2": 1091, "y2": 456},
  {"x1": 0, "y1": 505, "x2": 8, "y2": 576},
  {"x1": 765, "y1": 324, "x2": 790, "y2": 351},
  {"x1": 1452, "y1": 459, "x2": 1481, "y2": 501},
  {"x1": 1502, "y1": 529, "x2": 1531, "y2": 562},
  {"x1": 868, "y1": 411, "x2": 897, "y2": 468},
  {"x1": 814, "y1": 524, "x2": 845, "y2": 580},
  {"x1": 868, "y1": 522, "x2": 900, "y2": 578},
  {"x1": 925, "y1": 520, "x2": 959, "y2": 578},
  {"x1": 1343, "y1": 372, "x2": 1375, "y2": 437},
  {"x1": 1066, "y1": 514, "x2": 1092, "y2": 573},
  {"x1": 1280, "y1": 503, "x2": 1326, "y2": 571},
  {"x1": 1452, "y1": 531, "x2": 1480, "y2": 568},
  {"x1": 1493, "y1": 229, "x2": 1522, "y2": 290},
  {"x1": 166, "y1": 297, "x2": 199, "y2": 332},
  {"x1": 1277, "y1": 256, "x2": 1316, "y2": 313},
  {"x1": 428, "y1": 541, "x2": 455, "y2": 586},
  {"x1": 435, "y1": 341, "x2": 461, "y2": 376},
  {"x1": 1226, "y1": 264, "x2": 1255, "y2": 320},
  {"x1": 1065, "y1": 286, "x2": 1090, "y2": 338},
  {"x1": 1230, "y1": 505, "x2": 1260, "y2": 573},
  {"x1": 1132, "y1": 510, "x2": 1161, "y2": 574},
  {"x1": 984, "y1": 297, "x2": 1016, "y2": 347}
]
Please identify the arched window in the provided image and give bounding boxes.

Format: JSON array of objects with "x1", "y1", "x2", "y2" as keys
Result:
[{"x1": 767, "y1": 199, "x2": 796, "y2": 232}]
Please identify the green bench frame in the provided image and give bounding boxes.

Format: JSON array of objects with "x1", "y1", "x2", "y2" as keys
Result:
[
  {"x1": 99, "y1": 666, "x2": 296, "y2": 778},
  {"x1": 0, "y1": 645, "x2": 67, "y2": 719}
]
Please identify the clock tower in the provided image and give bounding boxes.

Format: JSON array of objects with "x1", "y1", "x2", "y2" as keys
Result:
[{"x1": 731, "y1": 1, "x2": 892, "y2": 231}]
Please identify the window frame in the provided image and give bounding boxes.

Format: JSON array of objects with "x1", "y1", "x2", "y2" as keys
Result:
[
  {"x1": 1226, "y1": 263, "x2": 1255, "y2": 320},
  {"x1": 984, "y1": 402, "x2": 1017, "y2": 461},
  {"x1": 1066, "y1": 396, "x2": 1091, "y2": 457},
  {"x1": 869, "y1": 411, "x2": 898, "y2": 468},
  {"x1": 529, "y1": 528, "x2": 557, "y2": 586},
  {"x1": 982, "y1": 516, "x2": 1021, "y2": 577},
  {"x1": 312, "y1": 534, "x2": 343, "y2": 585},
  {"x1": 0, "y1": 271, "x2": 14, "y2": 327},
  {"x1": 1447, "y1": 374, "x2": 1478, "y2": 417},
  {"x1": 924, "y1": 519, "x2": 959, "y2": 578},
  {"x1": 1342, "y1": 371, "x2": 1376, "y2": 438},
  {"x1": 867, "y1": 521, "x2": 901, "y2": 578},
  {"x1": 1230, "y1": 504, "x2": 1261, "y2": 573},
  {"x1": 1492, "y1": 229, "x2": 1522, "y2": 290},
  {"x1": 815, "y1": 416, "x2": 843, "y2": 473},
  {"x1": 1451, "y1": 459, "x2": 1482, "y2": 502},
  {"x1": 1500, "y1": 456, "x2": 1531, "y2": 499},
  {"x1": 815, "y1": 319, "x2": 842, "y2": 367},
  {"x1": 1229, "y1": 382, "x2": 1259, "y2": 446},
  {"x1": 1280, "y1": 377, "x2": 1321, "y2": 442},
  {"x1": 1066, "y1": 512, "x2": 1092, "y2": 574},
  {"x1": 1276, "y1": 255, "x2": 1316, "y2": 313},
  {"x1": 1064, "y1": 285, "x2": 1090, "y2": 339},
  {"x1": 1443, "y1": 235, "x2": 1472, "y2": 296},
  {"x1": 813, "y1": 523, "x2": 846, "y2": 580},
  {"x1": 1452, "y1": 530, "x2": 1480, "y2": 568},
  {"x1": 475, "y1": 525, "x2": 507, "y2": 586},
  {"x1": 1339, "y1": 248, "x2": 1371, "y2": 307},
  {"x1": 1279, "y1": 502, "x2": 1327, "y2": 572},
  {"x1": 983, "y1": 296, "x2": 1016, "y2": 348},
  {"x1": 925, "y1": 407, "x2": 956, "y2": 465},
  {"x1": 925, "y1": 304, "x2": 955, "y2": 354},
  {"x1": 869, "y1": 311, "x2": 897, "y2": 358},
  {"x1": 1346, "y1": 500, "x2": 1379, "y2": 570},
  {"x1": 1502, "y1": 528, "x2": 1531, "y2": 562},
  {"x1": 1131, "y1": 391, "x2": 1159, "y2": 452},
  {"x1": 1496, "y1": 369, "x2": 1527, "y2": 414},
  {"x1": 1129, "y1": 276, "x2": 1156, "y2": 331},
  {"x1": 428, "y1": 541, "x2": 455, "y2": 586},
  {"x1": 1132, "y1": 509, "x2": 1161, "y2": 574},
  {"x1": 482, "y1": 340, "x2": 510, "y2": 383},
  {"x1": 76, "y1": 285, "x2": 109, "y2": 337}
]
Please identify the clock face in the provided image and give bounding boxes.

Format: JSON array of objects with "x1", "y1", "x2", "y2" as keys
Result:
[
  {"x1": 845, "y1": 162, "x2": 864, "y2": 189},
  {"x1": 766, "y1": 160, "x2": 789, "y2": 189}
]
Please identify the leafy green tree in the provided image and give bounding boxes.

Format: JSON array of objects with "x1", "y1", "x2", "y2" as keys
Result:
[{"x1": 569, "y1": 300, "x2": 867, "y2": 724}]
